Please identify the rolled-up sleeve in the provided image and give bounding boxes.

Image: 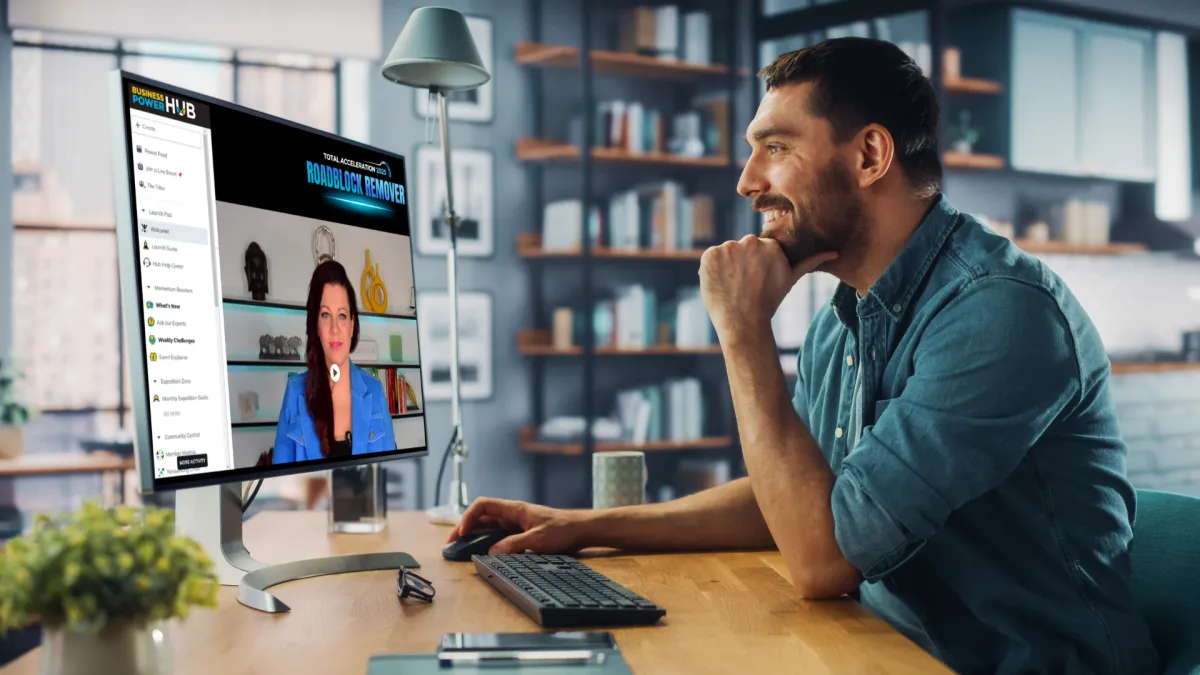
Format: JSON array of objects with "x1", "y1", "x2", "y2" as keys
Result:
[{"x1": 831, "y1": 277, "x2": 1082, "y2": 581}]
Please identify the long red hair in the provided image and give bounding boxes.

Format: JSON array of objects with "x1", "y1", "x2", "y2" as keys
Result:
[{"x1": 304, "y1": 260, "x2": 360, "y2": 457}]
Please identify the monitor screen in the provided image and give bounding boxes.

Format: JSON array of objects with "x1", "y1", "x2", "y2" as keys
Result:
[{"x1": 111, "y1": 71, "x2": 428, "y2": 491}]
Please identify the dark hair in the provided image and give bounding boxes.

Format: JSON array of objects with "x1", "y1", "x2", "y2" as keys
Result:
[
  {"x1": 304, "y1": 260, "x2": 360, "y2": 457},
  {"x1": 758, "y1": 37, "x2": 942, "y2": 198}
]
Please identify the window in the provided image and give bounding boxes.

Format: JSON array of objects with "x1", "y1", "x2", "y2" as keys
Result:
[{"x1": 10, "y1": 32, "x2": 342, "y2": 513}]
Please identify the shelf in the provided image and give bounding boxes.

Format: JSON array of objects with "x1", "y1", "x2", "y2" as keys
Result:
[
  {"x1": 228, "y1": 359, "x2": 420, "y2": 369},
  {"x1": 14, "y1": 216, "x2": 116, "y2": 231},
  {"x1": 943, "y1": 77, "x2": 1003, "y2": 94},
  {"x1": 521, "y1": 345, "x2": 723, "y2": 356},
  {"x1": 943, "y1": 151, "x2": 1005, "y2": 169},
  {"x1": 231, "y1": 410, "x2": 424, "y2": 429},
  {"x1": 520, "y1": 426, "x2": 733, "y2": 456},
  {"x1": 223, "y1": 298, "x2": 416, "y2": 321},
  {"x1": 517, "y1": 138, "x2": 730, "y2": 168},
  {"x1": 517, "y1": 234, "x2": 706, "y2": 261},
  {"x1": 515, "y1": 41, "x2": 737, "y2": 80},
  {"x1": 518, "y1": 329, "x2": 720, "y2": 356},
  {"x1": 1013, "y1": 240, "x2": 1147, "y2": 255},
  {"x1": 1110, "y1": 361, "x2": 1200, "y2": 375}
]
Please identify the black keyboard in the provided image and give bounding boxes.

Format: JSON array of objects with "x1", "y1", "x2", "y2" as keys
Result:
[{"x1": 472, "y1": 554, "x2": 666, "y2": 628}]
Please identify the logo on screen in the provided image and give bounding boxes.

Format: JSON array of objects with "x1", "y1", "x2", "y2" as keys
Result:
[{"x1": 130, "y1": 85, "x2": 197, "y2": 120}]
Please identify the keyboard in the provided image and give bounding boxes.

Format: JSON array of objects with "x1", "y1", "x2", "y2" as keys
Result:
[{"x1": 472, "y1": 554, "x2": 666, "y2": 628}]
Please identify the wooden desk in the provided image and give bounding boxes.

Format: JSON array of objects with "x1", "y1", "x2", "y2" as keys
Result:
[{"x1": 1, "y1": 511, "x2": 951, "y2": 675}]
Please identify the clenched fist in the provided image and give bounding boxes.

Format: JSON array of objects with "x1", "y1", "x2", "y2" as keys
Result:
[{"x1": 699, "y1": 235, "x2": 837, "y2": 342}]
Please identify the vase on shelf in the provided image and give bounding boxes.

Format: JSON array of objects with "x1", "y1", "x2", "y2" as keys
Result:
[
  {"x1": 951, "y1": 139, "x2": 973, "y2": 155},
  {"x1": 0, "y1": 424, "x2": 22, "y2": 459},
  {"x1": 40, "y1": 620, "x2": 172, "y2": 675}
]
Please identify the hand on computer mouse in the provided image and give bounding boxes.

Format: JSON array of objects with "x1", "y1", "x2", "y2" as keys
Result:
[{"x1": 448, "y1": 498, "x2": 589, "y2": 555}]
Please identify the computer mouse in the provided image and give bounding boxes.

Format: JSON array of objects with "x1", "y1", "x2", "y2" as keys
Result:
[{"x1": 442, "y1": 528, "x2": 518, "y2": 562}]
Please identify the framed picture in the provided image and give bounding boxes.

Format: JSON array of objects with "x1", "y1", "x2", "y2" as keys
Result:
[
  {"x1": 415, "y1": 290, "x2": 492, "y2": 401},
  {"x1": 413, "y1": 14, "x2": 493, "y2": 123},
  {"x1": 415, "y1": 145, "x2": 494, "y2": 257}
]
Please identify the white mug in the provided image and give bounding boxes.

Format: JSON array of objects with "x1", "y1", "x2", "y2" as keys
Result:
[{"x1": 592, "y1": 451, "x2": 647, "y2": 509}]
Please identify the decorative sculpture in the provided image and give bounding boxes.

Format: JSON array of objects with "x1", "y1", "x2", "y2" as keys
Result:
[
  {"x1": 244, "y1": 242, "x2": 269, "y2": 301},
  {"x1": 361, "y1": 248, "x2": 388, "y2": 313}
]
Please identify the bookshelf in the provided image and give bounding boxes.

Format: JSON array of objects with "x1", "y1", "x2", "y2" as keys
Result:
[
  {"x1": 519, "y1": 426, "x2": 734, "y2": 456},
  {"x1": 222, "y1": 298, "x2": 417, "y2": 321},
  {"x1": 943, "y1": 77, "x2": 1003, "y2": 94},
  {"x1": 516, "y1": 138, "x2": 731, "y2": 168},
  {"x1": 231, "y1": 410, "x2": 424, "y2": 429},
  {"x1": 942, "y1": 151, "x2": 1005, "y2": 170},
  {"x1": 1012, "y1": 240, "x2": 1147, "y2": 256},
  {"x1": 520, "y1": 0, "x2": 748, "y2": 506},
  {"x1": 517, "y1": 233, "x2": 707, "y2": 261},
  {"x1": 515, "y1": 41, "x2": 732, "y2": 79}
]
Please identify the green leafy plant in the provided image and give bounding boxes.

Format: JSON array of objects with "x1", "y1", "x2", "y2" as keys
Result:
[
  {"x1": 951, "y1": 109, "x2": 981, "y2": 148},
  {"x1": 0, "y1": 502, "x2": 220, "y2": 634},
  {"x1": 0, "y1": 358, "x2": 34, "y2": 425}
]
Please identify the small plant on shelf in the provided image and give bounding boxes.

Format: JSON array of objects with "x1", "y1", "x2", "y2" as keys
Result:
[
  {"x1": 949, "y1": 109, "x2": 981, "y2": 154},
  {"x1": 0, "y1": 358, "x2": 34, "y2": 426},
  {"x1": 0, "y1": 358, "x2": 35, "y2": 459}
]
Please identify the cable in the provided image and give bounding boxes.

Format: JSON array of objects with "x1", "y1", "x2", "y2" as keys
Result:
[
  {"x1": 241, "y1": 479, "x2": 264, "y2": 514},
  {"x1": 432, "y1": 428, "x2": 457, "y2": 507}
]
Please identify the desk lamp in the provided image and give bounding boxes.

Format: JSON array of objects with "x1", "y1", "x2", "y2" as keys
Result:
[{"x1": 381, "y1": 7, "x2": 490, "y2": 525}]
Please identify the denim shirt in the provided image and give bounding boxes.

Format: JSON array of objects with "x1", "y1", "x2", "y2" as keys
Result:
[
  {"x1": 794, "y1": 195, "x2": 1159, "y2": 675},
  {"x1": 272, "y1": 361, "x2": 396, "y2": 464}
]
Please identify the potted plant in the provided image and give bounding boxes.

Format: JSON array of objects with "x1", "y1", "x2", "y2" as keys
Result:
[
  {"x1": 0, "y1": 502, "x2": 219, "y2": 675},
  {"x1": 949, "y1": 109, "x2": 981, "y2": 155},
  {"x1": 0, "y1": 358, "x2": 35, "y2": 459}
]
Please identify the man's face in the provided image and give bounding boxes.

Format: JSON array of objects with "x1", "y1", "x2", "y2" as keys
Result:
[{"x1": 738, "y1": 82, "x2": 864, "y2": 267}]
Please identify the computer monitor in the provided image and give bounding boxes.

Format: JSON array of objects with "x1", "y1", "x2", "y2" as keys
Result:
[{"x1": 109, "y1": 70, "x2": 428, "y2": 612}]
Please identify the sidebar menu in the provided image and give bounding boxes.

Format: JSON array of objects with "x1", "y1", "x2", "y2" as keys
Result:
[{"x1": 129, "y1": 106, "x2": 232, "y2": 478}]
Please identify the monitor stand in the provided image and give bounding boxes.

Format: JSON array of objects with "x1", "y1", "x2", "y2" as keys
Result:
[{"x1": 174, "y1": 483, "x2": 419, "y2": 613}]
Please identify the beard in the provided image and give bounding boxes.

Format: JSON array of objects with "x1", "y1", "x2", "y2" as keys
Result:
[{"x1": 756, "y1": 160, "x2": 863, "y2": 267}]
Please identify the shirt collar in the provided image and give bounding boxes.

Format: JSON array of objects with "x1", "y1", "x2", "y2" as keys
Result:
[{"x1": 831, "y1": 193, "x2": 960, "y2": 329}]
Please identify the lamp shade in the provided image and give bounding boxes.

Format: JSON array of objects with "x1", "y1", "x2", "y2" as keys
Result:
[{"x1": 380, "y1": 7, "x2": 490, "y2": 91}]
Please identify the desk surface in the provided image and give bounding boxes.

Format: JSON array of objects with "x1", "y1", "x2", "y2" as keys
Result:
[
  {"x1": 1, "y1": 511, "x2": 950, "y2": 675},
  {"x1": 0, "y1": 452, "x2": 135, "y2": 477}
]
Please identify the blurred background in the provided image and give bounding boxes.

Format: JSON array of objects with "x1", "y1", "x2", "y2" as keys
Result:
[{"x1": 0, "y1": 0, "x2": 1197, "y2": 536}]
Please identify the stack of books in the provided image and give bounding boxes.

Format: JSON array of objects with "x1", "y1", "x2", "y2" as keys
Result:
[
  {"x1": 603, "y1": 181, "x2": 715, "y2": 251},
  {"x1": 617, "y1": 5, "x2": 713, "y2": 65},
  {"x1": 366, "y1": 367, "x2": 420, "y2": 414},
  {"x1": 592, "y1": 284, "x2": 714, "y2": 350},
  {"x1": 588, "y1": 98, "x2": 728, "y2": 159},
  {"x1": 615, "y1": 377, "x2": 706, "y2": 444},
  {"x1": 540, "y1": 184, "x2": 716, "y2": 254}
]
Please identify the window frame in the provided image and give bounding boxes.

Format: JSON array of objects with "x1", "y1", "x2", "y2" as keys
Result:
[{"x1": 12, "y1": 34, "x2": 343, "y2": 428}]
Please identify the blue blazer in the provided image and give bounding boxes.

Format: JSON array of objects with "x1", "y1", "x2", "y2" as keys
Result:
[{"x1": 271, "y1": 362, "x2": 397, "y2": 464}]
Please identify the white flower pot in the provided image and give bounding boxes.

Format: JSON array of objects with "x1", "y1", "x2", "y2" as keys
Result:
[
  {"x1": 0, "y1": 424, "x2": 22, "y2": 459},
  {"x1": 40, "y1": 621, "x2": 171, "y2": 675}
]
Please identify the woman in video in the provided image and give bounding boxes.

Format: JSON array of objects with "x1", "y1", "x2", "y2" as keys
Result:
[{"x1": 273, "y1": 260, "x2": 396, "y2": 463}]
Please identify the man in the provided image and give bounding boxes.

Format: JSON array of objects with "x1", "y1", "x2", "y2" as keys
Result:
[{"x1": 448, "y1": 38, "x2": 1159, "y2": 675}]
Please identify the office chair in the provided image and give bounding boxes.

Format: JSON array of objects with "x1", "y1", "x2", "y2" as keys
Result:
[{"x1": 1132, "y1": 488, "x2": 1200, "y2": 675}]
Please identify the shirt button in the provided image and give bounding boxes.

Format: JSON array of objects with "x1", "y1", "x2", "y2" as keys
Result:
[
  {"x1": 846, "y1": 355, "x2": 854, "y2": 367},
  {"x1": 892, "y1": 303, "x2": 902, "y2": 313},
  {"x1": 369, "y1": 431, "x2": 375, "y2": 440},
  {"x1": 835, "y1": 427, "x2": 844, "y2": 439}
]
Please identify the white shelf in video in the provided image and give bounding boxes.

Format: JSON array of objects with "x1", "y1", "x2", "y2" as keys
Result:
[
  {"x1": 222, "y1": 298, "x2": 417, "y2": 321},
  {"x1": 230, "y1": 410, "x2": 425, "y2": 429},
  {"x1": 227, "y1": 359, "x2": 421, "y2": 369}
]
